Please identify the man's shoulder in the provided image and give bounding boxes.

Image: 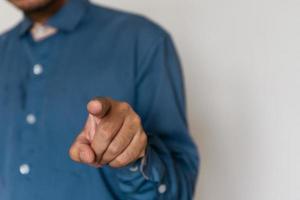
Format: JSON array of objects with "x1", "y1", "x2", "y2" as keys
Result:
[
  {"x1": 0, "y1": 30, "x2": 9, "y2": 44},
  {"x1": 0, "y1": 29, "x2": 11, "y2": 53},
  {"x1": 89, "y1": 3, "x2": 169, "y2": 41},
  {"x1": 0, "y1": 23, "x2": 20, "y2": 45}
]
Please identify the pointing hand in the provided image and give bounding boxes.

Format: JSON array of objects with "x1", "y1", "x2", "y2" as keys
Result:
[{"x1": 69, "y1": 97, "x2": 147, "y2": 168}]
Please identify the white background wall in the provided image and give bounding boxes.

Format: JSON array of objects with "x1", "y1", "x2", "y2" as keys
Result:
[{"x1": 1, "y1": 0, "x2": 300, "y2": 199}]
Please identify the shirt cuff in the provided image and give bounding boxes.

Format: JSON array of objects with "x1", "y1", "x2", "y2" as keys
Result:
[
  {"x1": 114, "y1": 144, "x2": 166, "y2": 183},
  {"x1": 140, "y1": 144, "x2": 165, "y2": 182}
]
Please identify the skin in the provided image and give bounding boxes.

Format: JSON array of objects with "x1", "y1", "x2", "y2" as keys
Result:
[
  {"x1": 8, "y1": 0, "x2": 67, "y2": 23},
  {"x1": 69, "y1": 98, "x2": 148, "y2": 168},
  {"x1": 8, "y1": 0, "x2": 148, "y2": 168}
]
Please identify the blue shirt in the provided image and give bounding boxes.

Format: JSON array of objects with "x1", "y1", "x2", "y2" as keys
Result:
[{"x1": 0, "y1": 0, "x2": 199, "y2": 199}]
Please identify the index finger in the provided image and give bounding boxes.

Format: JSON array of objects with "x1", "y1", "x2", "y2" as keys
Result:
[{"x1": 87, "y1": 97, "x2": 112, "y2": 119}]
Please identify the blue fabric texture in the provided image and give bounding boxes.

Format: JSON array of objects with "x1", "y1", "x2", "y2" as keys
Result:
[{"x1": 0, "y1": 0, "x2": 199, "y2": 199}]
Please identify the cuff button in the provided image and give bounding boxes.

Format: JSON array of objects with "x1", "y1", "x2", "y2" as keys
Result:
[
  {"x1": 129, "y1": 165, "x2": 139, "y2": 172},
  {"x1": 158, "y1": 184, "x2": 167, "y2": 194}
]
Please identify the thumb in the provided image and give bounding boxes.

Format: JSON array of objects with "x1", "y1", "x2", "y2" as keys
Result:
[{"x1": 69, "y1": 133, "x2": 95, "y2": 164}]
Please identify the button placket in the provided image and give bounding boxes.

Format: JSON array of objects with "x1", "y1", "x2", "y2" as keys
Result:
[{"x1": 19, "y1": 35, "x2": 49, "y2": 180}]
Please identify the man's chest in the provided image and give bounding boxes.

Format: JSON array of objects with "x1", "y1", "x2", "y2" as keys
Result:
[{"x1": 0, "y1": 36, "x2": 137, "y2": 140}]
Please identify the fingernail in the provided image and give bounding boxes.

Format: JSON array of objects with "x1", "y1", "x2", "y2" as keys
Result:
[{"x1": 79, "y1": 151, "x2": 86, "y2": 162}]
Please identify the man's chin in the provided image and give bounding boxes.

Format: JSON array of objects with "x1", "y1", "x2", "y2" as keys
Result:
[{"x1": 9, "y1": 0, "x2": 54, "y2": 12}]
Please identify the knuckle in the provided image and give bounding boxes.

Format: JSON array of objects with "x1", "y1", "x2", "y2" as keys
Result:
[
  {"x1": 124, "y1": 151, "x2": 135, "y2": 161},
  {"x1": 127, "y1": 122, "x2": 138, "y2": 133},
  {"x1": 105, "y1": 97, "x2": 113, "y2": 102},
  {"x1": 112, "y1": 157, "x2": 126, "y2": 167},
  {"x1": 117, "y1": 156, "x2": 128, "y2": 165},
  {"x1": 127, "y1": 115, "x2": 141, "y2": 132},
  {"x1": 140, "y1": 133, "x2": 148, "y2": 145},
  {"x1": 109, "y1": 143, "x2": 120, "y2": 155},
  {"x1": 119, "y1": 102, "x2": 130, "y2": 112},
  {"x1": 132, "y1": 115, "x2": 141, "y2": 126},
  {"x1": 109, "y1": 161, "x2": 121, "y2": 168}
]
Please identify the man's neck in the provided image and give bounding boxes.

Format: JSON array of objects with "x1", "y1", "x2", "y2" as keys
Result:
[{"x1": 25, "y1": 0, "x2": 67, "y2": 24}]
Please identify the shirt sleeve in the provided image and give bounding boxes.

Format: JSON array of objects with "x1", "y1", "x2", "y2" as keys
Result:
[{"x1": 114, "y1": 33, "x2": 200, "y2": 200}]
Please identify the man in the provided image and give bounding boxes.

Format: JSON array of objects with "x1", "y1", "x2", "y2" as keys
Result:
[{"x1": 0, "y1": 0, "x2": 199, "y2": 199}]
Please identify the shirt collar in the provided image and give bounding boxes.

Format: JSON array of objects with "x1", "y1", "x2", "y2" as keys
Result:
[{"x1": 18, "y1": 0, "x2": 89, "y2": 37}]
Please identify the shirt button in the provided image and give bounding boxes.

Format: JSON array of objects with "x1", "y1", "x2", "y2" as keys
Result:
[
  {"x1": 26, "y1": 114, "x2": 36, "y2": 125},
  {"x1": 129, "y1": 165, "x2": 139, "y2": 172},
  {"x1": 158, "y1": 184, "x2": 167, "y2": 194},
  {"x1": 33, "y1": 64, "x2": 43, "y2": 75},
  {"x1": 19, "y1": 164, "x2": 30, "y2": 175}
]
